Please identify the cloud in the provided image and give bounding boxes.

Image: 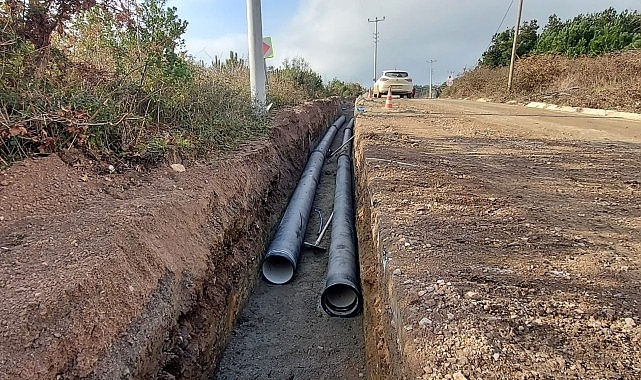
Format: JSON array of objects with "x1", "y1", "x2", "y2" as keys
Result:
[
  {"x1": 175, "y1": 0, "x2": 641, "y2": 86},
  {"x1": 273, "y1": 0, "x2": 370, "y2": 83},
  {"x1": 272, "y1": 0, "x2": 510, "y2": 85}
]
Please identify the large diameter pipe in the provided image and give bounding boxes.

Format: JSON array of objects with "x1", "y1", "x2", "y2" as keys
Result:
[
  {"x1": 321, "y1": 119, "x2": 362, "y2": 317},
  {"x1": 262, "y1": 115, "x2": 346, "y2": 284}
]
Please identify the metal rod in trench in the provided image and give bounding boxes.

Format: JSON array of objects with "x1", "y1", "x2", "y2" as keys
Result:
[
  {"x1": 328, "y1": 135, "x2": 355, "y2": 159},
  {"x1": 303, "y1": 211, "x2": 334, "y2": 251}
]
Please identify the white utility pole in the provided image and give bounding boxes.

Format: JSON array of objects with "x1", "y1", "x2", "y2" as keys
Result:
[
  {"x1": 507, "y1": 0, "x2": 524, "y2": 91},
  {"x1": 246, "y1": 0, "x2": 266, "y2": 112},
  {"x1": 428, "y1": 59, "x2": 436, "y2": 99},
  {"x1": 368, "y1": 17, "x2": 385, "y2": 82}
]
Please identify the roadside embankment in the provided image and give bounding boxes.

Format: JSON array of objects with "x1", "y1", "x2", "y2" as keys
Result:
[
  {"x1": 0, "y1": 99, "x2": 340, "y2": 379},
  {"x1": 443, "y1": 51, "x2": 641, "y2": 115}
]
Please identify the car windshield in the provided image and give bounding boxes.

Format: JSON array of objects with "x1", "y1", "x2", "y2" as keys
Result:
[{"x1": 384, "y1": 71, "x2": 408, "y2": 78}]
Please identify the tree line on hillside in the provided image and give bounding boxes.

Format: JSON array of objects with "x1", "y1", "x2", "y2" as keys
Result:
[{"x1": 481, "y1": 7, "x2": 641, "y2": 67}]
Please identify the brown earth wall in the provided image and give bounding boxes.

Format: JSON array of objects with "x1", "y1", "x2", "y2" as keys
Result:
[
  {"x1": 354, "y1": 118, "x2": 397, "y2": 380},
  {"x1": 0, "y1": 99, "x2": 340, "y2": 379}
]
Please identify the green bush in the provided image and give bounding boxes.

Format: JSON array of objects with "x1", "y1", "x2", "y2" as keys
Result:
[
  {"x1": 535, "y1": 9, "x2": 641, "y2": 57},
  {"x1": 480, "y1": 8, "x2": 641, "y2": 68},
  {"x1": 1, "y1": 1, "x2": 351, "y2": 169}
]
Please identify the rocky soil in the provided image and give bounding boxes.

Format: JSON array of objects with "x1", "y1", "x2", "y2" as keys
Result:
[{"x1": 354, "y1": 97, "x2": 641, "y2": 379}]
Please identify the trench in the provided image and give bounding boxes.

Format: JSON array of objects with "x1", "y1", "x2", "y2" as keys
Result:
[
  {"x1": 212, "y1": 105, "x2": 367, "y2": 379},
  {"x1": 0, "y1": 98, "x2": 394, "y2": 380}
]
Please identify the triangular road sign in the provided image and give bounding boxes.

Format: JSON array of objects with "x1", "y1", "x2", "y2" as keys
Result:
[{"x1": 262, "y1": 37, "x2": 274, "y2": 59}]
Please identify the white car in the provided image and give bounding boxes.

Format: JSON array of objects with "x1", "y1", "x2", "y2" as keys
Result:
[{"x1": 373, "y1": 70, "x2": 414, "y2": 98}]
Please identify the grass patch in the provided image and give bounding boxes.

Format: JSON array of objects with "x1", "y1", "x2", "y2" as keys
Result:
[{"x1": 0, "y1": 2, "x2": 363, "y2": 171}]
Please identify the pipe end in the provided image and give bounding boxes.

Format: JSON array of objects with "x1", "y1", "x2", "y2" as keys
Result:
[
  {"x1": 321, "y1": 284, "x2": 361, "y2": 317},
  {"x1": 262, "y1": 255, "x2": 295, "y2": 285}
]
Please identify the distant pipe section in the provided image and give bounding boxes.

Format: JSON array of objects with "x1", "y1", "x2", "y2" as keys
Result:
[
  {"x1": 321, "y1": 119, "x2": 362, "y2": 317},
  {"x1": 262, "y1": 115, "x2": 347, "y2": 284}
]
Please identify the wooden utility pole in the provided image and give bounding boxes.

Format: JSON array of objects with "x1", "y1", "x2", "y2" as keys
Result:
[{"x1": 507, "y1": 0, "x2": 524, "y2": 91}]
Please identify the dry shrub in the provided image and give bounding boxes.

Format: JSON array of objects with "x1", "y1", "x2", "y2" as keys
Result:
[
  {"x1": 267, "y1": 74, "x2": 310, "y2": 107},
  {"x1": 445, "y1": 50, "x2": 641, "y2": 113},
  {"x1": 514, "y1": 55, "x2": 570, "y2": 93},
  {"x1": 445, "y1": 66, "x2": 510, "y2": 101},
  {"x1": 1, "y1": 39, "x2": 323, "y2": 168}
]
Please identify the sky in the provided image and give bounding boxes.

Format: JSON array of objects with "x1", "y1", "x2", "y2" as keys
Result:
[{"x1": 166, "y1": 0, "x2": 640, "y2": 86}]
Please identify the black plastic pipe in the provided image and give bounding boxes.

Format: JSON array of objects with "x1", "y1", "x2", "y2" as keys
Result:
[
  {"x1": 262, "y1": 115, "x2": 346, "y2": 284},
  {"x1": 321, "y1": 119, "x2": 362, "y2": 317}
]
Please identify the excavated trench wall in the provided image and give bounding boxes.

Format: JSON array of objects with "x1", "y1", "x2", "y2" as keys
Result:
[
  {"x1": 0, "y1": 99, "x2": 340, "y2": 379},
  {"x1": 353, "y1": 115, "x2": 405, "y2": 380}
]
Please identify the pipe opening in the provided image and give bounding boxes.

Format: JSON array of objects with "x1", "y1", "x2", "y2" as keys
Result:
[
  {"x1": 321, "y1": 284, "x2": 360, "y2": 317},
  {"x1": 262, "y1": 255, "x2": 294, "y2": 285}
]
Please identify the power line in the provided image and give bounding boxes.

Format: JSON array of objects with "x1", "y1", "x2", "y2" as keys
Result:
[
  {"x1": 485, "y1": 0, "x2": 515, "y2": 52},
  {"x1": 495, "y1": 0, "x2": 516, "y2": 36}
]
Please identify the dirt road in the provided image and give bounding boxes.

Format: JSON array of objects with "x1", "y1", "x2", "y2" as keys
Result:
[{"x1": 354, "y1": 98, "x2": 641, "y2": 379}]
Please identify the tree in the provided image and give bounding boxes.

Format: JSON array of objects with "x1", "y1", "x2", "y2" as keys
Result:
[
  {"x1": 137, "y1": 0, "x2": 188, "y2": 80},
  {"x1": 480, "y1": 20, "x2": 539, "y2": 67},
  {"x1": 3, "y1": 0, "x2": 111, "y2": 50},
  {"x1": 534, "y1": 8, "x2": 641, "y2": 57},
  {"x1": 68, "y1": 0, "x2": 189, "y2": 86},
  {"x1": 325, "y1": 79, "x2": 364, "y2": 97},
  {"x1": 518, "y1": 20, "x2": 540, "y2": 57},
  {"x1": 279, "y1": 57, "x2": 323, "y2": 96}
]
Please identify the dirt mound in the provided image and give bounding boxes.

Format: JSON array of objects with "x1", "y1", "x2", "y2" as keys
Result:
[{"x1": 0, "y1": 99, "x2": 340, "y2": 379}]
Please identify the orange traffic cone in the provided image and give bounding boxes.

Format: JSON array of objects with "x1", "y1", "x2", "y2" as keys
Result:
[{"x1": 384, "y1": 88, "x2": 393, "y2": 109}]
